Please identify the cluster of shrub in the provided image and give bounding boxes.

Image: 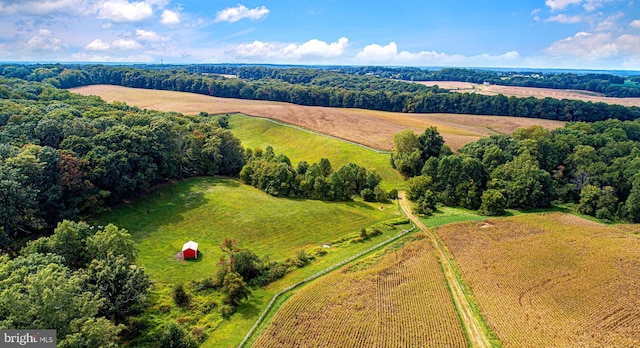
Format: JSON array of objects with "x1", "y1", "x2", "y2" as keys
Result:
[
  {"x1": 397, "y1": 122, "x2": 640, "y2": 222},
  {"x1": 240, "y1": 146, "x2": 389, "y2": 202}
]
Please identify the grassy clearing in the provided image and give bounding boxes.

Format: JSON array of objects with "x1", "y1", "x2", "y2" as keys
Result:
[
  {"x1": 227, "y1": 114, "x2": 405, "y2": 191},
  {"x1": 94, "y1": 177, "x2": 399, "y2": 284},
  {"x1": 420, "y1": 206, "x2": 493, "y2": 228},
  {"x1": 93, "y1": 176, "x2": 403, "y2": 346}
]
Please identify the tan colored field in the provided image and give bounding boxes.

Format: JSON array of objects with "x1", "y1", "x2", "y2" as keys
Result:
[
  {"x1": 69, "y1": 85, "x2": 564, "y2": 151},
  {"x1": 436, "y1": 213, "x2": 640, "y2": 347},
  {"x1": 417, "y1": 81, "x2": 640, "y2": 107},
  {"x1": 253, "y1": 237, "x2": 468, "y2": 347}
]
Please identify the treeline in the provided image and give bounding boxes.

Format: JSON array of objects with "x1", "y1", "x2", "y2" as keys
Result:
[
  {"x1": 240, "y1": 146, "x2": 390, "y2": 202},
  {"x1": 2, "y1": 64, "x2": 640, "y2": 122},
  {"x1": 1, "y1": 220, "x2": 150, "y2": 347},
  {"x1": 337, "y1": 66, "x2": 640, "y2": 98},
  {"x1": 0, "y1": 78, "x2": 245, "y2": 243},
  {"x1": 183, "y1": 64, "x2": 640, "y2": 97},
  {"x1": 396, "y1": 120, "x2": 640, "y2": 222}
]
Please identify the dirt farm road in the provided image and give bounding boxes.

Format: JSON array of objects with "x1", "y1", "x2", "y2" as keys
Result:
[{"x1": 398, "y1": 192, "x2": 492, "y2": 348}]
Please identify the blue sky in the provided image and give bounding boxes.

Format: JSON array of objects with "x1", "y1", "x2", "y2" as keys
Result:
[{"x1": 0, "y1": 0, "x2": 639, "y2": 70}]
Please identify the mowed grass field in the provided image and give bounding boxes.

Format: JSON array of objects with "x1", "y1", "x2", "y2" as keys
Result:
[
  {"x1": 415, "y1": 81, "x2": 640, "y2": 107},
  {"x1": 94, "y1": 177, "x2": 399, "y2": 285},
  {"x1": 436, "y1": 213, "x2": 640, "y2": 347},
  {"x1": 69, "y1": 85, "x2": 565, "y2": 151},
  {"x1": 252, "y1": 236, "x2": 468, "y2": 348},
  {"x1": 228, "y1": 114, "x2": 404, "y2": 190}
]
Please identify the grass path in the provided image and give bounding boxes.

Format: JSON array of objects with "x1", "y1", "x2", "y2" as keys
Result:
[{"x1": 398, "y1": 192, "x2": 493, "y2": 348}]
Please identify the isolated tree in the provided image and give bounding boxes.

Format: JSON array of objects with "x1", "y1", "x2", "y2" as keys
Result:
[
  {"x1": 172, "y1": 283, "x2": 190, "y2": 308},
  {"x1": 221, "y1": 271, "x2": 251, "y2": 306},
  {"x1": 158, "y1": 322, "x2": 198, "y2": 348}
]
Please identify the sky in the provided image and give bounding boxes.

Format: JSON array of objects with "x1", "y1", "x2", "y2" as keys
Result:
[{"x1": 0, "y1": 0, "x2": 639, "y2": 70}]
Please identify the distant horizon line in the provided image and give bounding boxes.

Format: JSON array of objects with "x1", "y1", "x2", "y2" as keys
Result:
[{"x1": 1, "y1": 61, "x2": 639, "y2": 75}]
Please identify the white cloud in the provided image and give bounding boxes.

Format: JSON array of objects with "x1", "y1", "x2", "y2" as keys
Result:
[
  {"x1": 136, "y1": 29, "x2": 161, "y2": 41},
  {"x1": 615, "y1": 34, "x2": 640, "y2": 54},
  {"x1": 215, "y1": 4, "x2": 269, "y2": 23},
  {"x1": 97, "y1": 0, "x2": 153, "y2": 23},
  {"x1": 546, "y1": 14, "x2": 583, "y2": 23},
  {"x1": 545, "y1": 32, "x2": 617, "y2": 59},
  {"x1": 160, "y1": 9, "x2": 180, "y2": 26},
  {"x1": 283, "y1": 37, "x2": 348, "y2": 58},
  {"x1": 545, "y1": 0, "x2": 582, "y2": 11},
  {"x1": 531, "y1": 8, "x2": 542, "y2": 21},
  {"x1": 631, "y1": 19, "x2": 640, "y2": 28},
  {"x1": 354, "y1": 41, "x2": 520, "y2": 67},
  {"x1": 26, "y1": 29, "x2": 68, "y2": 51},
  {"x1": 84, "y1": 38, "x2": 110, "y2": 51},
  {"x1": 595, "y1": 12, "x2": 624, "y2": 31},
  {"x1": 234, "y1": 37, "x2": 348, "y2": 60},
  {"x1": 111, "y1": 38, "x2": 142, "y2": 50},
  {"x1": 0, "y1": 0, "x2": 96, "y2": 16},
  {"x1": 235, "y1": 40, "x2": 278, "y2": 58},
  {"x1": 582, "y1": 0, "x2": 615, "y2": 11}
]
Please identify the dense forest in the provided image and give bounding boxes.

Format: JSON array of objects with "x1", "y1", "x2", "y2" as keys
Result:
[
  {"x1": 2, "y1": 64, "x2": 640, "y2": 122},
  {"x1": 394, "y1": 122, "x2": 640, "y2": 222},
  {"x1": 0, "y1": 77, "x2": 246, "y2": 245}
]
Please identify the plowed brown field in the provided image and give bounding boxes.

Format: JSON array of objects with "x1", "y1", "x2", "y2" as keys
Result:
[
  {"x1": 70, "y1": 85, "x2": 564, "y2": 151},
  {"x1": 436, "y1": 213, "x2": 640, "y2": 347},
  {"x1": 416, "y1": 81, "x2": 640, "y2": 107}
]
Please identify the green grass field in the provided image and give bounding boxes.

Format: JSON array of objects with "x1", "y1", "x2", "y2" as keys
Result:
[
  {"x1": 95, "y1": 177, "x2": 400, "y2": 284},
  {"x1": 93, "y1": 176, "x2": 405, "y2": 347},
  {"x1": 228, "y1": 114, "x2": 405, "y2": 190}
]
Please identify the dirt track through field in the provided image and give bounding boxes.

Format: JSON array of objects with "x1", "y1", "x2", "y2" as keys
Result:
[
  {"x1": 398, "y1": 192, "x2": 492, "y2": 348},
  {"x1": 69, "y1": 85, "x2": 564, "y2": 151}
]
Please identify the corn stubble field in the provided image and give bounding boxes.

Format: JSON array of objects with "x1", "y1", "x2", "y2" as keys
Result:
[
  {"x1": 253, "y1": 237, "x2": 468, "y2": 348},
  {"x1": 436, "y1": 213, "x2": 640, "y2": 347}
]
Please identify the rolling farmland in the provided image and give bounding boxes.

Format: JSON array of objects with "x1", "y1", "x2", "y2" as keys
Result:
[
  {"x1": 436, "y1": 213, "x2": 640, "y2": 347},
  {"x1": 252, "y1": 237, "x2": 468, "y2": 348},
  {"x1": 415, "y1": 81, "x2": 640, "y2": 107},
  {"x1": 70, "y1": 85, "x2": 565, "y2": 151}
]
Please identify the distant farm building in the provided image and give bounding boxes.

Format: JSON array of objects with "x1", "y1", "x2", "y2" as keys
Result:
[{"x1": 182, "y1": 241, "x2": 199, "y2": 259}]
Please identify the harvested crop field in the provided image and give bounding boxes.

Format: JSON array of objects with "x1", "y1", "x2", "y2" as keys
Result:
[
  {"x1": 253, "y1": 237, "x2": 468, "y2": 348},
  {"x1": 70, "y1": 85, "x2": 564, "y2": 151},
  {"x1": 416, "y1": 81, "x2": 640, "y2": 107},
  {"x1": 436, "y1": 213, "x2": 640, "y2": 347}
]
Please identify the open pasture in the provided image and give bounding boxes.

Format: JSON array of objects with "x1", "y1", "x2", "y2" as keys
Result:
[
  {"x1": 94, "y1": 177, "x2": 399, "y2": 284},
  {"x1": 70, "y1": 85, "x2": 564, "y2": 151},
  {"x1": 436, "y1": 213, "x2": 640, "y2": 347},
  {"x1": 416, "y1": 81, "x2": 640, "y2": 107},
  {"x1": 227, "y1": 114, "x2": 404, "y2": 190},
  {"x1": 252, "y1": 237, "x2": 468, "y2": 348}
]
